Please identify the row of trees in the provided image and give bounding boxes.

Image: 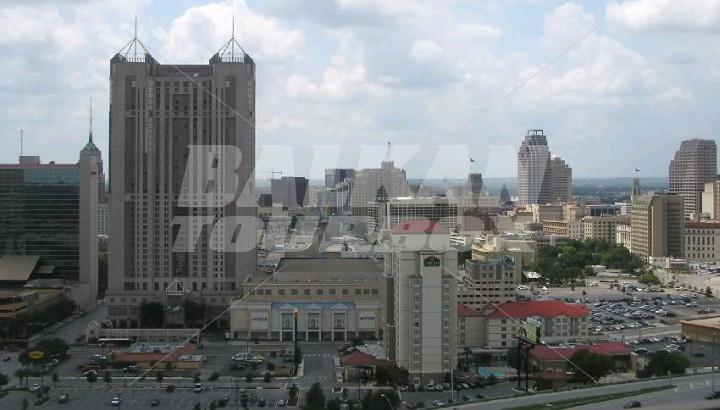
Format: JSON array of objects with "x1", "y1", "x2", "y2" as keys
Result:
[
  {"x1": 534, "y1": 240, "x2": 644, "y2": 283},
  {"x1": 0, "y1": 299, "x2": 77, "y2": 339},
  {"x1": 302, "y1": 383, "x2": 400, "y2": 410}
]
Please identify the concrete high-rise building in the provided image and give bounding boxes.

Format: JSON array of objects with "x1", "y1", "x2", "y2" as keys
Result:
[
  {"x1": 669, "y1": 139, "x2": 717, "y2": 219},
  {"x1": 631, "y1": 192, "x2": 684, "y2": 260},
  {"x1": 368, "y1": 197, "x2": 458, "y2": 232},
  {"x1": 350, "y1": 161, "x2": 410, "y2": 226},
  {"x1": 324, "y1": 168, "x2": 354, "y2": 189},
  {"x1": 702, "y1": 178, "x2": 720, "y2": 220},
  {"x1": 549, "y1": 156, "x2": 572, "y2": 202},
  {"x1": 106, "y1": 33, "x2": 256, "y2": 327},
  {"x1": 467, "y1": 173, "x2": 483, "y2": 196},
  {"x1": 517, "y1": 130, "x2": 551, "y2": 205},
  {"x1": 271, "y1": 176, "x2": 309, "y2": 209},
  {"x1": 384, "y1": 220, "x2": 457, "y2": 385}
]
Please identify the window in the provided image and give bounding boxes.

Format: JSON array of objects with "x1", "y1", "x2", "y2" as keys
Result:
[
  {"x1": 304, "y1": 289, "x2": 311, "y2": 295},
  {"x1": 316, "y1": 289, "x2": 323, "y2": 295},
  {"x1": 291, "y1": 289, "x2": 298, "y2": 295}
]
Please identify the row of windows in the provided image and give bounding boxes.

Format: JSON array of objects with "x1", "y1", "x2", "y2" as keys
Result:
[{"x1": 253, "y1": 287, "x2": 379, "y2": 296}]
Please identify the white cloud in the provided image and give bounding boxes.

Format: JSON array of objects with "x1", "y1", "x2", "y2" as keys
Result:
[
  {"x1": 159, "y1": 0, "x2": 305, "y2": 63},
  {"x1": 410, "y1": 40, "x2": 443, "y2": 62},
  {"x1": 607, "y1": 0, "x2": 720, "y2": 32},
  {"x1": 541, "y1": 3, "x2": 595, "y2": 50}
]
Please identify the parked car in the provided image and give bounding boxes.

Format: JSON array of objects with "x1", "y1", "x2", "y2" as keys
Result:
[
  {"x1": 29, "y1": 384, "x2": 41, "y2": 392},
  {"x1": 194, "y1": 383, "x2": 204, "y2": 393},
  {"x1": 623, "y1": 400, "x2": 642, "y2": 408},
  {"x1": 150, "y1": 398, "x2": 160, "y2": 407},
  {"x1": 58, "y1": 393, "x2": 70, "y2": 404},
  {"x1": 110, "y1": 396, "x2": 122, "y2": 407},
  {"x1": 706, "y1": 391, "x2": 720, "y2": 400}
]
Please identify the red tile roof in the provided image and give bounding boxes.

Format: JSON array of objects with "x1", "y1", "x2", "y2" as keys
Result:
[
  {"x1": 458, "y1": 304, "x2": 482, "y2": 317},
  {"x1": 390, "y1": 220, "x2": 449, "y2": 235},
  {"x1": 530, "y1": 342, "x2": 631, "y2": 361},
  {"x1": 481, "y1": 300, "x2": 589, "y2": 319},
  {"x1": 340, "y1": 351, "x2": 378, "y2": 367}
]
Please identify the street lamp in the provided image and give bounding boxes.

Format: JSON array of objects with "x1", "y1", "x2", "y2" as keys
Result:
[{"x1": 379, "y1": 393, "x2": 393, "y2": 409}]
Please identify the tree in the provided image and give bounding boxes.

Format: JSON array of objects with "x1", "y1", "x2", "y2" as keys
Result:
[
  {"x1": 264, "y1": 372, "x2": 272, "y2": 383},
  {"x1": 52, "y1": 373, "x2": 59, "y2": 383},
  {"x1": 184, "y1": 299, "x2": 207, "y2": 326},
  {"x1": 139, "y1": 302, "x2": 165, "y2": 328},
  {"x1": 103, "y1": 370, "x2": 112, "y2": 383},
  {"x1": 15, "y1": 368, "x2": 30, "y2": 388},
  {"x1": 302, "y1": 383, "x2": 326, "y2": 410},
  {"x1": 326, "y1": 397, "x2": 342, "y2": 410},
  {"x1": 288, "y1": 383, "x2": 299, "y2": 404},
  {"x1": 165, "y1": 362, "x2": 174, "y2": 372},
  {"x1": 0, "y1": 372, "x2": 8, "y2": 387},
  {"x1": 194, "y1": 373, "x2": 201, "y2": 383},
  {"x1": 707, "y1": 287, "x2": 713, "y2": 297},
  {"x1": 21, "y1": 398, "x2": 28, "y2": 410},
  {"x1": 641, "y1": 351, "x2": 690, "y2": 377},
  {"x1": 639, "y1": 272, "x2": 661, "y2": 286},
  {"x1": 209, "y1": 371, "x2": 220, "y2": 382},
  {"x1": 361, "y1": 390, "x2": 400, "y2": 410},
  {"x1": 245, "y1": 372, "x2": 254, "y2": 383},
  {"x1": 193, "y1": 402, "x2": 201, "y2": 410},
  {"x1": 86, "y1": 372, "x2": 97, "y2": 383},
  {"x1": 375, "y1": 364, "x2": 401, "y2": 386},
  {"x1": 570, "y1": 350, "x2": 614, "y2": 383},
  {"x1": 156, "y1": 371, "x2": 164, "y2": 383}
]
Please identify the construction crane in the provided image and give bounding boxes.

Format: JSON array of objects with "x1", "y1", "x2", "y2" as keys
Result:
[{"x1": 258, "y1": 169, "x2": 283, "y2": 179}]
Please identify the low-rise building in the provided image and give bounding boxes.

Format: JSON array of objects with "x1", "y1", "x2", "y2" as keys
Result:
[
  {"x1": 684, "y1": 221, "x2": 720, "y2": 262},
  {"x1": 529, "y1": 342, "x2": 635, "y2": 374},
  {"x1": 616, "y1": 222, "x2": 632, "y2": 250},
  {"x1": 542, "y1": 220, "x2": 582, "y2": 240},
  {"x1": 479, "y1": 300, "x2": 590, "y2": 349},
  {"x1": 681, "y1": 317, "x2": 720, "y2": 343},
  {"x1": 229, "y1": 258, "x2": 386, "y2": 342}
]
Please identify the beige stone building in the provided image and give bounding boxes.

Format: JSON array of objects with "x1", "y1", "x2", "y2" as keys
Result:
[
  {"x1": 702, "y1": 179, "x2": 720, "y2": 220},
  {"x1": 582, "y1": 215, "x2": 630, "y2": 244},
  {"x1": 631, "y1": 193, "x2": 685, "y2": 261},
  {"x1": 616, "y1": 222, "x2": 632, "y2": 250},
  {"x1": 229, "y1": 258, "x2": 386, "y2": 342},
  {"x1": 542, "y1": 220, "x2": 582, "y2": 240},
  {"x1": 458, "y1": 258, "x2": 518, "y2": 309},
  {"x1": 685, "y1": 221, "x2": 720, "y2": 262}
]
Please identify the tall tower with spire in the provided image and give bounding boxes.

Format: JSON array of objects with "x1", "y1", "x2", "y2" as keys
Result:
[{"x1": 80, "y1": 96, "x2": 105, "y2": 203}]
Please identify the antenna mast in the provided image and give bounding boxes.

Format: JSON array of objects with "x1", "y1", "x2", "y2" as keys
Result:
[
  {"x1": 20, "y1": 129, "x2": 23, "y2": 157},
  {"x1": 386, "y1": 142, "x2": 392, "y2": 162}
]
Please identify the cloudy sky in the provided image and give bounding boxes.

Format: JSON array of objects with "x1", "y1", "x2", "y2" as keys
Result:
[{"x1": 0, "y1": 0, "x2": 718, "y2": 180}]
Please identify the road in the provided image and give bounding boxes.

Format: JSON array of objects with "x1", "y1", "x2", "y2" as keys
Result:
[{"x1": 455, "y1": 373, "x2": 716, "y2": 410}]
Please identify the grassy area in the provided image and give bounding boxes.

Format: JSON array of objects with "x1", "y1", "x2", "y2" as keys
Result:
[{"x1": 504, "y1": 386, "x2": 672, "y2": 410}]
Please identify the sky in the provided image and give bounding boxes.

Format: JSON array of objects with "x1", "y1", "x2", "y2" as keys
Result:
[{"x1": 0, "y1": 0, "x2": 718, "y2": 180}]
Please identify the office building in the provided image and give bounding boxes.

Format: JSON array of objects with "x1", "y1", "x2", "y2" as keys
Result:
[
  {"x1": 351, "y1": 161, "x2": 410, "y2": 220},
  {"x1": 271, "y1": 176, "x2": 309, "y2": 209},
  {"x1": 229, "y1": 258, "x2": 386, "y2": 342},
  {"x1": 669, "y1": 139, "x2": 717, "y2": 219},
  {"x1": 542, "y1": 220, "x2": 582, "y2": 240},
  {"x1": 549, "y1": 156, "x2": 572, "y2": 203},
  {"x1": 702, "y1": 178, "x2": 720, "y2": 220},
  {"x1": 325, "y1": 168, "x2": 354, "y2": 189},
  {"x1": 616, "y1": 222, "x2": 632, "y2": 250},
  {"x1": 467, "y1": 173, "x2": 483, "y2": 196},
  {"x1": 0, "y1": 147, "x2": 99, "y2": 307},
  {"x1": 385, "y1": 220, "x2": 457, "y2": 385},
  {"x1": 106, "y1": 33, "x2": 256, "y2": 327},
  {"x1": 458, "y1": 258, "x2": 518, "y2": 309},
  {"x1": 517, "y1": 130, "x2": 551, "y2": 205},
  {"x1": 684, "y1": 221, "x2": 720, "y2": 262},
  {"x1": 582, "y1": 215, "x2": 630, "y2": 244},
  {"x1": 368, "y1": 197, "x2": 458, "y2": 232},
  {"x1": 530, "y1": 204, "x2": 564, "y2": 223},
  {"x1": 631, "y1": 192, "x2": 684, "y2": 260}
]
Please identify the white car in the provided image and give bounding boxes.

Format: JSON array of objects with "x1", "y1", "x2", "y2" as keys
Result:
[
  {"x1": 590, "y1": 282, "x2": 599, "y2": 287},
  {"x1": 434, "y1": 384, "x2": 444, "y2": 391},
  {"x1": 517, "y1": 285, "x2": 529, "y2": 290},
  {"x1": 194, "y1": 383, "x2": 203, "y2": 393},
  {"x1": 541, "y1": 286, "x2": 548, "y2": 291},
  {"x1": 426, "y1": 384, "x2": 435, "y2": 391},
  {"x1": 277, "y1": 399, "x2": 286, "y2": 407},
  {"x1": 111, "y1": 397, "x2": 122, "y2": 407},
  {"x1": 29, "y1": 383, "x2": 41, "y2": 392}
]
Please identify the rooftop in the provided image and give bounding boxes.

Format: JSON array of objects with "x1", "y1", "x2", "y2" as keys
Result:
[
  {"x1": 268, "y1": 258, "x2": 383, "y2": 282},
  {"x1": 458, "y1": 304, "x2": 482, "y2": 317},
  {"x1": 390, "y1": 220, "x2": 450, "y2": 235},
  {"x1": 681, "y1": 317, "x2": 720, "y2": 330},
  {"x1": 0, "y1": 255, "x2": 40, "y2": 282},
  {"x1": 481, "y1": 300, "x2": 589, "y2": 319},
  {"x1": 530, "y1": 342, "x2": 631, "y2": 361}
]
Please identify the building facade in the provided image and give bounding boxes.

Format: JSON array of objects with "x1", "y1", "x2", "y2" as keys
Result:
[
  {"x1": 106, "y1": 35, "x2": 256, "y2": 326},
  {"x1": 549, "y1": 156, "x2": 572, "y2": 203},
  {"x1": 684, "y1": 221, "x2": 720, "y2": 262},
  {"x1": 271, "y1": 176, "x2": 309, "y2": 209},
  {"x1": 616, "y1": 222, "x2": 632, "y2": 250},
  {"x1": 669, "y1": 139, "x2": 717, "y2": 219},
  {"x1": 542, "y1": 220, "x2": 582, "y2": 240},
  {"x1": 369, "y1": 197, "x2": 458, "y2": 232},
  {"x1": 229, "y1": 258, "x2": 385, "y2": 342},
  {"x1": 325, "y1": 168, "x2": 354, "y2": 189},
  {"x1": 631, "y1": 193, "x2": 685, "y2": 260},
  {"x1": 517, "y1": 130, "x2": 551, "y2": 205},
  {"x1": 350, "y1": 161, "x2": 410, "y2": 220},
  {"x1": 581, "y1": 215, "x2": 630, "y2": 244},
  {"x1": 458, "y1": 258, "x2": 518, "y2": 308},
  {"x1": 702, "y1": 179, "x2": 720, "y2": 220},
  {"x1": 385, "y1": 220, "x2": 457, "y2": 385}
]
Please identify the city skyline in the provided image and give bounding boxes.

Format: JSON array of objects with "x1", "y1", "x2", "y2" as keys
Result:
[{"x1": 0, "y1": 1, "x2": 718, "y2": 179}]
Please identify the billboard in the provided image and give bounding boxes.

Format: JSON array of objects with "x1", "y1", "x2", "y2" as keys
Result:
[
  {"x1": 250, "y1": 311, "x2": 269, "y2": 330},
  {"x1": 517, "y1": 319, "x2": 541, "y2": 344}
]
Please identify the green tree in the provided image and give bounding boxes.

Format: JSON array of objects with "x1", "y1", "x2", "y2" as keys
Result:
[
  {"x1": 642, "y1": 351, "x2": 690, "y2": 377},
  {"x1": 156, "y1": 371, "x2": 164, "y2": 383},
  {"x1": 245, "y1": 372, "x2": 254, "y2": 383},
  {"x1": 361, "y1": 390, "x2": 400, "y2": 410},
  {"x1": 209, "y1": 371, "x2": 220, "y2": 382},
  {"x1": 0, "y1": 372, "x2": 8, "y2": 387},
  {"x1": 570, "y1": 350, "x2": 614, "y2": 383},
  {"x1": 193, "y1": 402, "x2": 201, "y2": 410},
  {"x1": 326, "y1": 397, "x2": 342, "y2": 410},
  {"x1": 86, "y1": 372, "x2": 97, "y2": 383},
  {"x1": 52, "y1": 373, "x2": 59, "y2": 383},
  {"x1": 14, "y1": 368, "x2": 30, "y2": 388},
  {"x1": 184, "y1": 299, "x2": 207, "y2": 326},
  {"x1": 706, "y1": 286, "x2": 713, "y2": 297},
  {"x1": 264, "y1": 372, "x2": 272, "y2": 383},
  {"x1": 302, "y1": 383, "x2": 326, "y2": 410},
  {"x1": 103, "y1": 370, "x2": 112, "y2": 383},
  {"x1": 639, "y1": 272, "x2": 661, "y2": 286},
  {"x1": 194, "y1": 373, "x2": 201, "y2": 383},
  {"x1": 139, "y1": 302, "x2": 165, "y2": 328},
  {"x1": 288, "y1": 383, "x2": 299, "y2": 405}
]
